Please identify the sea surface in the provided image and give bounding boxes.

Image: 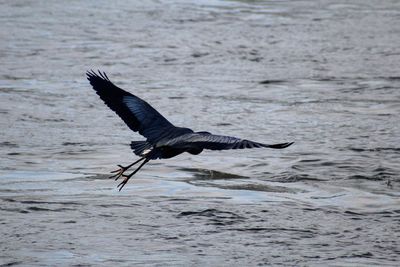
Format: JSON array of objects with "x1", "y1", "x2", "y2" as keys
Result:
[{"x1": 1, "y1": 0, "x2": 400, "y2": 266}]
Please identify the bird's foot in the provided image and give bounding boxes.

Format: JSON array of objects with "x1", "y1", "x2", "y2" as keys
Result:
[
  {"x1": 117, "y1": 173, "x2": 132, "y2": 191},
  {"x1": 109, "y1": 164, "x2": 129, "y2": 181},
  {"x1": 113, "y1": 158, "x2": 149, "y2": 191}
]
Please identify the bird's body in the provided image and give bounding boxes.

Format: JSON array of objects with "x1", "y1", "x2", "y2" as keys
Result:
[{"x1": 86, "y1": 70, "x2": 293, "y2": 190}]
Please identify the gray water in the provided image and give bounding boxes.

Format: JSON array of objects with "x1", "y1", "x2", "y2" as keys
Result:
[{"x1": 1, "y1": 0, "x2": 400, "y2": 266}]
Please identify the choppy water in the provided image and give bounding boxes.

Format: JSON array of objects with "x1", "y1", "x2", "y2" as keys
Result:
[{"x1": 1, "y1": 0, "x2": 400, "y2": 266}]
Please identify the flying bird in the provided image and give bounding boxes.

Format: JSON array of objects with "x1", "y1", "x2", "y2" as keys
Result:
[{"x1": 86, "y1": 70, "x2": 293, "y2": 191}]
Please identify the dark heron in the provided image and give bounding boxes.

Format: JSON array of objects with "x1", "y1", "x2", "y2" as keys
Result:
[{"x1": 87, "y1": 70, "x2": 293, "y2": 191}]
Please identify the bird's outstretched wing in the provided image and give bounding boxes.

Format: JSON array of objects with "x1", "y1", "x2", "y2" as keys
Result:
[
  {"x1": 86, "y1": 70, "x2": 175, "y2": 143},
  {"x1": 162, "y1": 132, "x2": 293, "y2": 150}
]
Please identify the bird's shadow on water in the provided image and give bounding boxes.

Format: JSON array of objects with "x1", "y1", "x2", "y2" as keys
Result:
[
  {"x1": 179, "y1": 167, "x2": 248, "y2": 180},
  {"x1": 176, "y1": 208, "x2": 246, "y2": 226},
  {"x1": 179, "y1": 167, "x2": 305, "y2": 194}
]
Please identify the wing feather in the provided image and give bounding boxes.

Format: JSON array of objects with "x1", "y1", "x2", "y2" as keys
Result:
[
  {"x1": 161, "y1": 132, "x2": 293, "y2": 150},
  {"x1": 86, "y1": 70, "x2": 175, "y2": 143}
]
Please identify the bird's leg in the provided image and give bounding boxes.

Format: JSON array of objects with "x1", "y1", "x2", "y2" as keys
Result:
[
  {"x1": 117, "y1": 158, "x2": 150, "y2": 191},
  {"x1": 109, "y1": 157, "x2": 145, "y2": 181}
]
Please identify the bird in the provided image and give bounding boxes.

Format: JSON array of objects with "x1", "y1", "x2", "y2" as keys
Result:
[{"x1": 86, "y1": 70, "x2": 293, "y2": 191}]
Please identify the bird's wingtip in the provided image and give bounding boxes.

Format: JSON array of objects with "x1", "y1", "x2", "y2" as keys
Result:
[
  {"x1": 267, "y1": 141, "x2": 294, "y2": 149},
  {"x1": 86, "y1": 69, "x2": 96, "y2": 79},
  {"x1": 86, "y1": 69, "x2": 110, "y2": 81},
  {"x1": 286, "y1": 141, "x2": 294, "y2": 147}
]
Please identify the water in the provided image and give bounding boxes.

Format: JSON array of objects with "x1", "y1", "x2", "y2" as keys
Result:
[{"x1": 1, "y1": 0, "x2": 400, "y2": 266}]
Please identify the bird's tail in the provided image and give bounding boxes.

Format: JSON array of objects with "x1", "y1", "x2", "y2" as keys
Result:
[
  {"x1": 263, "y1": 142, "x2": 294, "y2": 149},
  {"x1": 130, "y1": 141, "x2": 152, "y2": 156}
]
